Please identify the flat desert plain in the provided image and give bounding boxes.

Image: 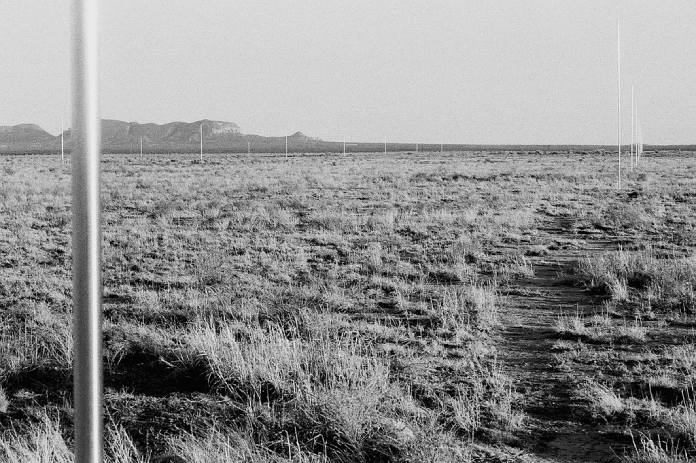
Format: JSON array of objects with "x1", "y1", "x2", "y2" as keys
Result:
[{"x1": 1, "y1": 151, "x2": 695, "y2": 462}]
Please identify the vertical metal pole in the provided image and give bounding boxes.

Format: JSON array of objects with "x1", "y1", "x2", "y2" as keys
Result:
[
  {"x1": 61, "y1": 118, "x2": 65, "y2": 163},
  {"x1": 248, "y1": 141, "x2": 250, "y2": 155},
  {"x1": 140, "y1": 137, "x2": 143, "y2": 156},
  {"x1": 617, "y1": 18, "x2": 621, "y2": 189},
  {"x1": 72, "y1": 0, "x2": 102, "y2": 462},
  {"x1": 637, "y1": 106, "x2": 641, "y2": 163},
  {"x1": 200, "y1": 123, "x2": 203, "y2": 162},
  {"x1": 384, "y1": 137, "x2": 387, "y2": 155},
  {"x1": 343, "y1": 136, "x2": 346, "y2": 155},
  {"x1": 285, "y1": 135, "x2": 288, "y2": 157},
  {"x1": 631, "y1": 85, "x2": 634, "y2": 170}
]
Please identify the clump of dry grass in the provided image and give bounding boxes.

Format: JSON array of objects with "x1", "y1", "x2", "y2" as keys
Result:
[
  {"x1": 647, "y1": 387, "x2": 696, "y2": 449},
  {"x1": 0, "y1": 302, "x2": 73, "y2": 376},
  {"x1": 180, "y1": 319, "x2": 390, "y2": 400},
  {"x1": 575, "y1": 381, "x2": 627, "y2": 419},
  {"x1": 176, "y1": 318, "x2": 406, "y2": 460},
  {"x1": 577, "y1": 250, "x2": 696, "y2": 313},
  {"x1": 623, "y1": 435, "x2": 691, "y2": 463},
  {"x1": 0, "y1": 387, "x2": 8, "y2": 413},
  {"x1": 164, "y1": 428, "x2": 322, "y2": 463},
  {"x1": 555, "y1": 311, "x2": 647, "y2": 344},
  {"x1": 446, "y1": 364, "x2": 525, "y2": 438},
  {"x1": 0, "y1": 414, "x2": 146, "y2": 463},
  {"x1": 432, "y1": 283, "x2": 498, "y2": 340}
]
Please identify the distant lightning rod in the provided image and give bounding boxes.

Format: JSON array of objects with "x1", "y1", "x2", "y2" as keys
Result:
[
  {"x1": 631, "y1": 85, "x2": 635, "y2": 171},
  {"x1": 617, "y1": 18, "x2": 621, "y2": 189},
  {"x1": 71, "y1": 0, "x2": 102, "y2": 462},
  {"x1": 636, "y1": 104, "x2": 643, "y2": 163},
  {"x1": 61, "y1": 117, "x2": 65, "y2": 163}
]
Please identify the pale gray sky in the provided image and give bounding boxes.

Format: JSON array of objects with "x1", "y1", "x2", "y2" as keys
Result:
[{"x1": 0, "y1": 1, "x2": 694, "y2": 144}]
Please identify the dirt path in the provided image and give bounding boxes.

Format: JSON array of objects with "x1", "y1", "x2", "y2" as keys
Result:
[{"x1": 497, "y1": 219, "x2": 631, "y2": 463}]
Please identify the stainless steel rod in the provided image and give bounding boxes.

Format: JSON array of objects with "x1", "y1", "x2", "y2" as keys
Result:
[
  {"x1": 617, "y1": 18, "x2": 621, "y2": 189},
  {"x1": 72, "y1": 0, "x2": 102, "y2": 461}
]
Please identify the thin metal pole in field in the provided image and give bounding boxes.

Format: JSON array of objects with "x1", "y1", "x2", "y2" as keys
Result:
[
  {"x1": 200, "y1": 123, "x2": 203, "y2": 162},
  {"x1": 384, "y1": 137, "x2": 387, "y2": 155},
  {"x1": 617, "y1": 18, "x2": 621, "y2": 189},
  {"x1": 636, "y1": 105, "x2": 641, "y2": 163},
  {"x1": 631, "y1": 85, "x2": 634, "y2": 170},
  {"x1": 639, "y1": 107, "x2": 642, "y2": 163},
  {"x1": 248, "y1": 141, "x2": 251, "y2": 155},
  {"x1": 61, "y1": 117, "x2": 65, "y2": 163},
  {"x1": 285, "y1": 135, "x2": 288, "y2": 157},
  {"x1": 343, "y1": 136, "x2": 346, "y2": 155},
  {"x1": 71, "y1": 0, "x2": 102, "y2": 462},
  {"x1": 140, "y1": 137, "x2": 143, "y2": 156}
]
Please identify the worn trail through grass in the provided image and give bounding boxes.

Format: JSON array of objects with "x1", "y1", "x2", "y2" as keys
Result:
[{"x1": 497, "y1": 217, "x2": 628, "y2": 463}]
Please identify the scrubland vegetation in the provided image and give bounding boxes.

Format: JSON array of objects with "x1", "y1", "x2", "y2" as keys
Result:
[{"x1": 0, "y1": 151, "x2": 695, "y2": 462}]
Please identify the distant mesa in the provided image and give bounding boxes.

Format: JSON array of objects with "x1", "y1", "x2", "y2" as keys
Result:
[
  {"x1": 101, "y1": 119, "x2": 241, "y2": 144},
  {"x1": 0, "y1": 119, "x2": 330, "y2": 153},
  {"x1": 0, "y1": 123, "x2": 55, "y2": 145},
  {"x1": 288, "y1": 131, "x2": 320, "y2": 142}
]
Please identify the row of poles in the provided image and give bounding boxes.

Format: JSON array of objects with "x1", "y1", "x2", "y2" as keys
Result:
[{"x1": 60, "y1": 128, "x2": 445, "y2": 161}]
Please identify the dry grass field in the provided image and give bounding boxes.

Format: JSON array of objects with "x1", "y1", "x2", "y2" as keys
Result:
[{"x1": 0, "y1": 150, "x2": 695, "y2": 462}]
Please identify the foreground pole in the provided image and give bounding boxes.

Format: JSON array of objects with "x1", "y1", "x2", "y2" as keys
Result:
[{"x1": 72, "y1": 0, "x2": 102, "y2": 462}]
